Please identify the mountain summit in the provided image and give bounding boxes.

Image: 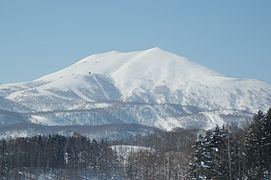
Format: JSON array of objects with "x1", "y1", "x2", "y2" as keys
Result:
[
  {"x1": 1, "y1": 48, "x2": 271, "y2": 130},
  {"x1": 38, "y1": 47, "x2": 222, "y2": 95}
]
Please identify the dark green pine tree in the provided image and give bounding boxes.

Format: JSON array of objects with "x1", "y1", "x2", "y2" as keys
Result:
[
  {"x1": 188, "y1": 134, "x2": 206, "y2": 179},
  {"x1": 210, "y1": 125, "x2": 230, "y2": 180},
  {"x1": 263, "y1": 108, "x2": 271, "y2": 178},
  {"x1": 189, "y1": 129, "x2": 222, "y2": 179},
  {"x1": 244, "y1": 110, "x2": 266, "y2": 179},
  {"x1": 0, "y1": 140, "x2": 7, "y2": 176},
  {"x1": 230, "y1": 127, "x2": 246, "y2": 179},
  {"x1": 189, "y1": 125, "x2": 235, "y2": 180}
]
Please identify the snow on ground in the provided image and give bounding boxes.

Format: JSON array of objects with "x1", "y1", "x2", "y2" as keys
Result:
[
  {"x1": 201, "y1": 112, "x2": 225, "y2": 129},
  {"x1": 155, "y1": 117, "x2": 184, "y2": 131},
  {"x1": 30, "y1": 115, "x2": 61, "y2": 126},
  {"x1": 111, "y1": 145, "x2": 155, "y2": 161}
]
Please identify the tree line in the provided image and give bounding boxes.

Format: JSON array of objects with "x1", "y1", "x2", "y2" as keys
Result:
[{"x1": 0, "y1": 134, "x2": 119, "y2": 179}]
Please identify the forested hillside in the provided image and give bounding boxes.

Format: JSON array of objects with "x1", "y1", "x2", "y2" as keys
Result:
[{"x1": 0, "y1": 108, "x2": 270, "y2": 179}]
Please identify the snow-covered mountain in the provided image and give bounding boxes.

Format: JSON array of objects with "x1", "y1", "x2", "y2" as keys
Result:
[{"x1": 0, "y1": 47, "x2": 270, "y2": 130}]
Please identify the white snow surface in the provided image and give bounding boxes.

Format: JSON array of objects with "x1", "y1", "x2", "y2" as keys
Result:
[
  {"x1": 37, "y1": 48, "x2": 222, "y2": 95},
  {"x1": 111, "y1": 145, "x2": 154, "y2": 161},
  {"x1": 1, "y1": 47, "x2": 271, "y2": 129}
]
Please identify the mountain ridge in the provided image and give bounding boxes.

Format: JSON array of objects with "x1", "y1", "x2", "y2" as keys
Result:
[{"x1": 0, "y1": 48, "x2": 270, "y2": 130}]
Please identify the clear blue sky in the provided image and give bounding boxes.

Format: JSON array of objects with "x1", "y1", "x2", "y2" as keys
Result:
[{"x1": 0, "y1": 0, "x2": 270, "y2": 83}]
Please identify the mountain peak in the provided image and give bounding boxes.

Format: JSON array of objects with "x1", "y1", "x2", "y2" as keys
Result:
[
  {"x1": 38, "y1": 48, "x2": 221, "y2": 83},
  {"x1": 2, "y1": 48, "x2": 271, "y2": 130},
  {"x1": 145, "y1": 47, "x2": 163, "y2": 52}
]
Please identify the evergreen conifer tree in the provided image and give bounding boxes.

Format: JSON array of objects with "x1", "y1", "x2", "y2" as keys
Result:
[{"x1": 244, "y1": 110, "x2": 266, "y2": 179}]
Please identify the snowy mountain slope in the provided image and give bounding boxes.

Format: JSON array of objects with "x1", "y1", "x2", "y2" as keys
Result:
[
  {"x1": 0, "y1": 48, "x2": 270, "y2": 130},
  {"x1": 0, "y1": 96, "x2": 30, "y2": 112}
]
